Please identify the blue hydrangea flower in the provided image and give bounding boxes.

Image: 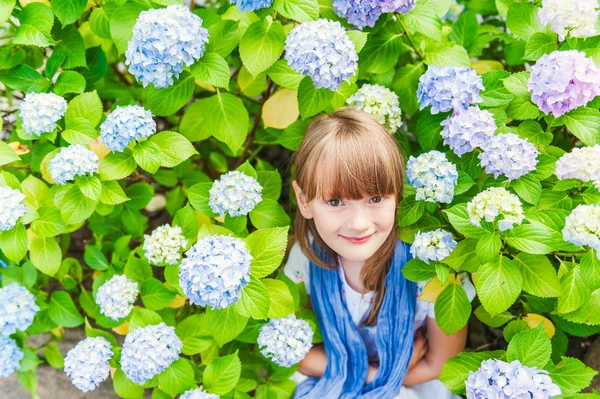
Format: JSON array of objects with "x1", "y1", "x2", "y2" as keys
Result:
[
  {"x1": 0, "y1": 186, "x2": 27, "y2": 231},
  {"x1": 410, "y1": 229, "x2": 457, "y2": 264},
  {"x1": 377, "y1": 0, "x2": 415, "y2": 13},
  {"x1": 49, "y1": 144, "x2": 99, "y2": 185},
  {"x1": 284, "y1": 19, "x2": 358, "y2": 90},
  {"x1": 346, "y1": 83, "x2": 402, "y2": 133},
  {"x1": 406, "y1": 150, "x2": 458, "y2": 203},
  {"x1": 528, "y1": 50, "x2": 600, "y2": 117},
  {"x1": 0, "y1": 336, "x2": 23, "y2": 377},
  {"x1": 95, "y1": 275, "x2": 139, "y2": 321},
  {"x1": 563, "y1": 204, "x2": 600, "y2": 258},
  {"x1": 100, "y1": 105, "x2": 156, "y2": 152},
  {"x1": 209, "y1": 171, "x2": 263, "y2": 217},
  {"x1": 230, "y1": 0, "x2": 272, "y2": 12},
  {"x1": 417, "y1": 66, "x2": 484, "y2": 114},
  {"x1": 333, "y1": 0, "x2": 383, "y2": 29},
  {"x1": 19, "y1": 92, "x2": 67, "y2": 136},
  {"x1": 555, "y1": 145, "x2": 600, "y2": 190},
  {"x1": 440, "y1": 107, "x2": 496, "y2": 156},
  {"x1": 143, "y1": 224, "x2": 188, "y2": 265},
  {"x1": 466, "y1": 359, "x2": 561, "y2": 399},
  {"x1": 467, "y1": 187, "x2": 524, "y2": 231},
  {"x1": 180, "y1": 386, "x2": 219, "y2": 399},
  {"x1": 179, "y1": 235, "x2": 252, "y2": 309},
  {"x1": 121, "y1": 322, "x2": 182, "y2": 384},
  {"x1": 64, "y1": 337, "x2": 113, "y2": 392},
  {"x1": 0, "y1": 283, "x2": 39, "y2": 336},
  {"x1": 478, "y1": 133, "x2": 539, "y2": 181},
  {"x1": 125, "y1": 4, "x2": 209, "y2": 88},
  {"x1": 257, "y1": 314, "x2": 313, "y2": 367}
]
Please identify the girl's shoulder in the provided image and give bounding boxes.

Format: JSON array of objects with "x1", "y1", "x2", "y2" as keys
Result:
[{"x1": 283, "y1": 241, "x2": 312, "y2": 294}]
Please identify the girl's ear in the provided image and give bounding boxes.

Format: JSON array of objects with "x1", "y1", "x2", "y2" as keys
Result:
[{"x1": 292, "y1": 180, "x2": 313, "y2": 219}]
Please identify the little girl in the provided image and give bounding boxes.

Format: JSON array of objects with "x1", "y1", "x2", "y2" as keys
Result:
[{"x1": 283, "y1": 107, "x2": 476, "y2": 398}]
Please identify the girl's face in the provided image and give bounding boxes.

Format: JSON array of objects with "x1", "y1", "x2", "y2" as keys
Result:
[{"x1": 292, "y1": 181, "x2": 397, "y2": 265}]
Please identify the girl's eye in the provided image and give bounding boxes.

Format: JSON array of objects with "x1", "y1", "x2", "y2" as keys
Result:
[
  {"x1": 327, "y1": 199, "x2": 342, "y2": 207},
  {"x1": 370, "y1": 196, "x2": 383, "y2": 204}
]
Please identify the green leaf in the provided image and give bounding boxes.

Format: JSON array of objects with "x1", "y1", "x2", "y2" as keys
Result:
[
  {"x1": 402, "y1": 258, "x2": 437, "y2": 282},
  {"x1": 0, "y1": 64, "x2": 51, "y2": 92},
  {"x1": 149, "y1": 131, "x2": 198, "y2": 168},
  {"x1": 99, "y1": 149, "x2": 137, "y2": 180},
  {"x1": 53, "y1": 71, "x2": 86, "y2": 96},
  {"x1": 65, "y1": 91, "x2": 103, "y2": 127},
  {"x1": 30, "y1": 208, "x2": 66, "y2": 238},
  {"x1": 190, "y1": 53, "x2": 230, "y2": 89},
  {"x1": 581, "y1": 250, "x2": 600, "y2": 291},
  {"x1": 560, "y1": 108, "x2": 600, "y2": 146},
  {"x1": 114, "y1": 369, "x2": 144, "y2": 399},
  {"x1": 474, "y1": 305, "x2": 514, "y2": 328},
  {"x1": 506, "y1": 2, "x2": 541, "y2": 41},
  {"x1": 523, "y1": 32, "x2": 558, "y2": 61},
  {"x1": 203, "y1": 352, "x2": 242, "y2": 396},
  {"x1": 449, "y1": 10, "x2": 477, "y2": 48},
  {"x1": 424, "y1": 44, "x2": 471, "y2": 67},
  {"x1": 78, "y1": 175, "x2": 102, "y2": 201},
  {"x1": 197, "y1": 92, "x2": 249, "y2": 154},
  {"x1": 44, "y1": 344, "x2": 64, "y2": 369},
  {"x1": 110, "y1": 2, "x2": 150, "y2": 55},
  {"x1": 249, "y1": 199, "x2": 291, "y2": 229},
  {"x1": 207, "y1": 306, "x2": 249, "y2": 347},
  {"x1": 360, "y1": 26, "x2": 409, "y2": 74},
  {"x1": 30, "y1": 235, "x2": 62, "y2": 277},
  {"x1": 557, "y1": 266, "x2": 591, "y2": 314},
  {"x1": 146, "y1": 72, "x2": 195, "y2": 116},
  {"x1": 51, "y1": 0, "x2": 87, "y2": 26},
  {"x1": 392, "y1": 62, "x2": 425, "y2": 116},
  {"x1": 0, "y1": 140, "x2": 19, "y2": 166},
  {"x1": 125, "y1": 251, "x2": 153, "y2": 284},
  {"x1": 513, "y1": 253, "x2": 561, "y2": 298},
  {"x1": 89, "y1": 7, "x2": 111, "y2": 39},
  {"x1": 141, "y1": 278, "x2": 176, "y2": 311},
  {"x1": 434, "y1": 282, "x2": 471, "y2": 335},
  {"x1": 49, "y1": 291, "x2": 84, "y2": 327},
  {"x1": 274, "y1": 0, "x2": 319, "y2": 22},
  {"x1": 506, "y1": 325, "x2": 551, "y2": 368},
  {"x1": 0, "y1": 46, "x2": 26, "y2": 70},
  {"x1": 257, "y1": 171, "x2": 282, "y2": 201},
  {"x1": 297, "y1": 76, "x2": 334, "y2": 119},
  {"x1": 502, "y1": 71, "x2": 530, "y2": 96},
  {"x1": 245, "y1": 226, "x2": 288, "y2": 278},
  {"x1": 206, "y1": 19, "x2": 240, "y2": 58},
  {"x1": 547, "y1": 357, "x2": 599, "y2": 397},
  {"x1": 267, "y1": 60, "x2": 304, "y2": 91},
  {"x1": 157, "y1": 358, "x2": 195, "y2": 396},
  {"x1": 173, "y1": 205, "x2": 199, "y2": 242},
  {"x1": 476, "y1": 231, "x2": 502, "y2": 263},
  {"x1": 100, "y1": 180, "x2": 130, "y2": 205},
  {"x1": 415, "y1": 112, "x2": 445, "y2": 151},
  {"x1": 346, "y1": 30, "x2": 368, "y2": 53},
  {"x1": 476, "y1": 256, "x2": 522, "y2": 316},
  {"x1": 397, "y1": 195, "x2": 425, "y2": 226},
  {"x1": 443, "y1": 239, "x2": 480, "y2": 272},
  {"x1": 233, "y1": 276, "x2": 270, "y2": 320},
  {"x1": 504, "y1": 223, "x2": 555, "y2": 254},
  {"x1": 400, "y1": 2, "x2": 442, "y2": 41},
  {"x1": 53, "y1": 24, "x2": 87, "y2": 69},
  {"x1": 62, "y1": 118, "x2": 99, "y2": 145},
  {"x1": 85, "y1": 317, "x2": 118, "y2": 347},
  {"x1": 506, "y1": 95, "x2": 540, "y2": 120},
  {"x1": 440, "y1": 350, "x2": 507, "y2": 395},
  {"x1": 443, "y1": 203, "x2": 488, "y2": 238},
  {"x1": 175, "y1": 314, "x2": 215, "y2": 356},
  {"x1": 263, "y1": 278, "x2": 295, "y2": 318},
  {"x1": 240, "y1": 20, "x2": 285, "y2": 77},
  {"x1": 14, "y1": 3, "x2": 55, "y2": 47},
  {"x1": 84, "y1": 245, "x2": 109, "y2": 271},
  {"x1": 504, "y1": 319, "x2": 530, "y2": 342},
  {"x1": 511, "y1": 174, "x2": 542, "y2": 205},
  {"x1": 129, "y1": 308, "x2": 162, "y2": 331},
  {"x1": 0, "y1": 223, "x2": 28, "y2": 262},
  {"x1": 0, "y1": 0, "x2": 15, "y2": 24},
  {"x1": 125, "y1": 183, "x2": 154, "y2": 210}
]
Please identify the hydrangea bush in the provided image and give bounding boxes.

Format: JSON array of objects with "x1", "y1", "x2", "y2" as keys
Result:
[{"x1": 0, "y1": 0, "x2": 599, "y2": 398}]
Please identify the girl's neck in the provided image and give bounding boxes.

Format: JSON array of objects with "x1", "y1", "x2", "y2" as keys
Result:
[{"x1": 339, "y1": 256, "x2": 367, "y2": 294}]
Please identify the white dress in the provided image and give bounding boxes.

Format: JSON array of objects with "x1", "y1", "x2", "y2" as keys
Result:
[{"x1": 283, "y1": 242, "x2": 476, "y2": 399}]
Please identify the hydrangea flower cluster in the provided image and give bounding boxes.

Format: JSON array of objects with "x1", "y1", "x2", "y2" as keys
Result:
[
  {"x1": 230, "y1": 0, "x2": 272, "y2": 12},
  {"x1": 63, "y1": 337, "x2": 113, "y2": 392},
  {"x1": 49, "y1": 144, "x2": 99, "y2": 185},
  {"x1": 95, "y1": 275, "x2": 139, "y2": 321},
  {"x1": 19, "y1": 92, "x2": 67, "y2": 136},
  {"x1": 0, "y1": 283, "x2": 39, "y2": 336},
  {"x1": 0, "y1": 186, "x2": 26, "y2": 231},
  {"x1": 284, "y1": 19, "x2": 358, "y2": 91},
  {"x1": 346, "y1": 84, "x2": 403, "y2": 133},
  {"x1": 121, "y1": 322, "x2": 182, "y2": 384},
  {"x1": 100, "y1": 105, "x2": 156, "y2": 152},
  {"x1": 180, "y1": 386, "x2": 220, "y2": 399},
  {"x1": 440, "y1": 107, "x2": 496, "y2": 156},
  {"x1": 410, "y1": 229, "x2": 457, "y2": 264},
  {"x1": 377, "y1": 0, "x2": 415, "y2": 14},
  {"x1": 466, "y1": 359, "x2": 561, "y2": 399},
  {"x1": 538, "y1": 0, "x2": 599, "y2": 41},
  {"x1": 406, "y1": 151, "x2": 458, "y2": 203},
  {"x1": 209, "y1": 171, "x2": 263, "y2": 217},
  {"x1": 467, "y1": 187, "x2": 525, "y2": 231},
  {"x1": 179, "y1": 234, "x2": 252, "y2": 309},
  {"x1": 528, "y1": 50, "x2": 600, "y2": 117},
  {"x1": 125, "y1": 5, "x2": 209, "y2": 88},
  {"x1": 563, "y1": 204, "x2": 600, "y2": 258},
  {"x1": 478, "y1": 133, "x2": 539, "y2": 181},
  {"x1": 417, "y1": 66, "x2": 484, "y2": 114},
  {"x1": 143, "y1": 224, "x2": 188, "y2": 265},
  {"x1": 555, "y1": 145, "x2": 600, "y2": 190},
  {"x1": 257, "y1": 314, "x2": 314, "y2": 367},
  {"x1": 0, "y1": 336, "x2": 23, "y2": 377},
  {"x1": 332, "y1": 0, "x2": 383, "y2": 29}
]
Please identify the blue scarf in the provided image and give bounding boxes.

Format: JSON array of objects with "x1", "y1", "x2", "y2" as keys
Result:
[{"x1": 293, "y1": 239, "x2": 416, "y2": 399}]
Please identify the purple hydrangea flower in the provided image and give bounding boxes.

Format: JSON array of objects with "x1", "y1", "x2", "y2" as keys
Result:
[
  {"x1": 19, "y1": 92, "x2": 67, "y2": 136},
  {"x1": 466, "y1": 359, "x2": 561, "y2": 399},
  {"x1": 538, "y1": 0, "x2": 599, "y2": 41},
  {"x1": 377, "y1": 0, "x2": 415, "y2": 13},
  {"x1": 258, "y1": 314, "x2": 313, "y2": 367},
  {"x1": 563, "y1": 204, "x2": 600, "y2": 258},
  {"x1": 100, "y1": 105, "x2": 156, "y2": 152},
  {"x1": 528, "y1": 50, "x2": 600, "y2": 117},
  {"x1": 333, "y1": 0, "x2": 383, "y2": 29},
  {"x1": 230, "y1": 0, "x2": 273, "y2": 12},
  {"x1": 49, "y1": 144, "x2": 99, "y2": 185},
  {"x1": 125, "y1": 5, "x2": 209, "y2": 88},
  {"x1": 0, "y1": 283, "x2": 39, "y2": 336},
  {"x1": 417, "y1": 66, "x2": 484, "y2": 114},
  {"x1": 0, "y1": 336, "x2": 23, "y2": 377},
  {"x1": 0, "y1": 186, "x2": 26, "y2": 231},
  {"x1": 64, "y1": 337, "x2": 113, "y2": 392},
  {"x1": 478, "y1": 133, "x2": 539, "y2": 181},
  {"x1": 440, "y1": 107, "x2": 497, "y2": 156},
  {"x1": 406, "y1": 150, "x2": 459, "y2": 203},
  {"x1": 410, "y1": 229, "x2": 457, "y2": 264},
  {"x1": 284, "y1": 19, "x2": 358, "y2": 90},
  {"x1": 555, "y1": 145, "x2": 600, "y2": 190}
]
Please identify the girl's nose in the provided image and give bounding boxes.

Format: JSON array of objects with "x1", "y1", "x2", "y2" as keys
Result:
[{"x1": 347, "y1": 207, "x2": 370, "y2": 231}]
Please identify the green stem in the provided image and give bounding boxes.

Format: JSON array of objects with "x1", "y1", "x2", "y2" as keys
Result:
[
  {"x1": 399, "y1": 20, "x2": 423, "y2": 61},
  {"x1": 545, "y1": 115, "x2": 555, "y2": 133}
]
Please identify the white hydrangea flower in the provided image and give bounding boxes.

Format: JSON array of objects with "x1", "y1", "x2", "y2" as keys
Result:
[
  {"x1": 49, "y1": 144, "x2": 99, "y2": 185},
  {"x1": 64, "y1": 337, "x2": 113, "y2": 392},
  {"x1": 0, "y1": 186, "x2": 26, "y2": 231},
  {"x1": 410, "y1": 229, "x2": 457, "y2": 264},
  {"x1": 180, "y1": 386, "x2": 219, "y2": 399},
  {"x1": 257, "y1": 314, "x2": 313, "y2": 367},
  {"x1": 563, "y1": 204, "x2": 600, "y2": 258},
  {"x1": 346, "y1": 84, "x2": 402, "y2": 133},
  {"x1": 555, "y1": 145, "x2": 600, "y2": 190},
  {"x1": 19, "y1": 92, "x2": 67, "y2": 136},
  {"x1": 406, "y1": 150, "x2": 459, "y2": 203},
  {"x1": 143, "y1": 224, "x2": 188, "y2": 265},
  {"x1": 538, "y1": 0, "x2": 599, "y2": 41},
  {"x1": 95, "y1": 275, "x2": 139, "y2": 320},
  {"x1": 209, "y1": 171, "x2": 263, "y2": 217},
  {"x1": 467, "y1": 187, "x2": 525, "y2": 231}
]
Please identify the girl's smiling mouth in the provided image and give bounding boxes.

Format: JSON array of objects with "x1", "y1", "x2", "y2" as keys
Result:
[{"x1": 341, "y1": 233, "x2": 374, "y2": 244}]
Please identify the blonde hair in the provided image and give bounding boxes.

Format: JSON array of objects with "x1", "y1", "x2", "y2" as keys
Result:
[{"x1": 291, "y1": 106, "x2": 405, "y2": 326}]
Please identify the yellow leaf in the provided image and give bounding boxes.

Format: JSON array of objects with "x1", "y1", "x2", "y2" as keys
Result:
[
  {"x1": 90, "y1": 137, "x2": 110, "y2": 160},
  {"x1": 92, "y1": 270, "x2": 103, "y2": 281},
  {"x1": 9, "y1": 142, "x2": 30, "y2": 155},
  {"x1": 50, "y1": 325, "x2": 64, "y2": 338},
  {"x1": 20, "y1": 0, "x2": 51, "y2": 6},
  {"x1": 419, "y1": 274, "x2": 461, "y2": 303},
  {"x1": 471, "y1": 60, "x2": 505, "y2": 74},
  {"x1": 262, "y1": 89, "x2": 299, "y2": 129},
  {"x1": 112, "y1": 321, "x2": 129, "y2": 335},
  {"x1": 167, "y1": 294, "x2": 187, "y2": 309},
  {"x1": 523, "y1": 313, "x2": 555, "y2": 338}
]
